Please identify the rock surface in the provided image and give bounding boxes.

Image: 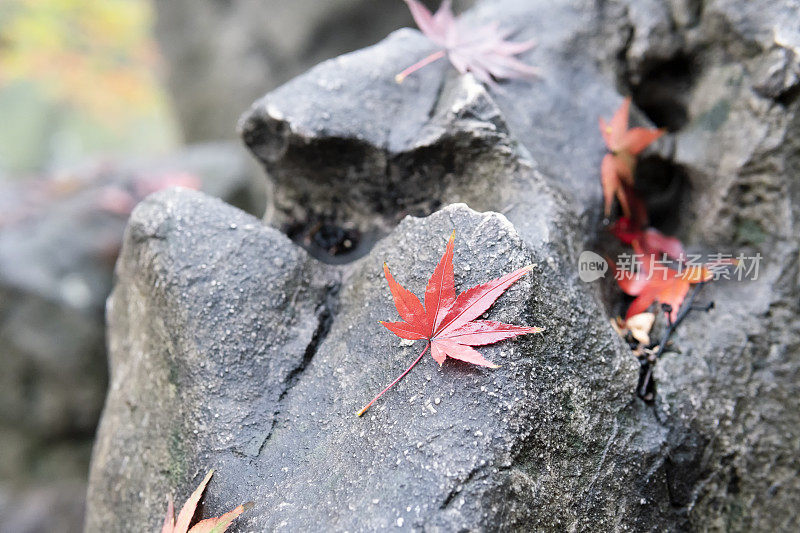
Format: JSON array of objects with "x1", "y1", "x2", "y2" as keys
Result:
[
  {"x1": 87, "y1": 0, "x2": 800, "y2": 531},
  {"x1": 605, "y1": 1, "x2": 800, "y2": 529},
  {"x1": 239, "y1": 0, "x2": 625, "y2": 262},
  {"x1": 88, "y1": 190, "x2": 646, "y2": 531}
]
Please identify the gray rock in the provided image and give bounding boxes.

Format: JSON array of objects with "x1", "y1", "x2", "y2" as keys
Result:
[
  {"x1": 239, "y1": 1, "x2": 625, "y2": 261},
  {"x1": 605, "y1": 0, "x2": 800, "y2": 530},
  {"x1": 88, "y1": 0, "x2": 800, "y2": 530},
  {"x1": 86, "y1": 188, "x2": 337, "y2": 531},
  {"x1": 87, "y1": 190, "x2": 648, "y2": 531},
  {"x1": 0, "y1": 142, "x2": 258, "y2": 440}
]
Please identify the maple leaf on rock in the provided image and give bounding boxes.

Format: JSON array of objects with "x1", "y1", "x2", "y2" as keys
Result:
[
  {"x1": 396, "y1": 0, "x2": 538, "y2": 85},
  {"x1": 599, "y1": 97, "x2": 665, "y2": 216},
  {"x1": 357, "y1": 231, "x2": 542, "y2": 416},
  {"x1": 161, "y1": 470, "x2": 252, "y2": 533}
]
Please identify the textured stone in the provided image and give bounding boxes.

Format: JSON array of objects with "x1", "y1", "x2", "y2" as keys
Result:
[
  {"x1": 605, "y1": 0, "x2": 800, "y2": 529},
  {"x1": 85, "y1": 189, "x2": 337, "y2": 531},
  {"x1": 238, "y1": 0, "x2": 627, "y2": 261},
  {"x1": 87, "y1": 190, "x2": 647, "y2": 530}
]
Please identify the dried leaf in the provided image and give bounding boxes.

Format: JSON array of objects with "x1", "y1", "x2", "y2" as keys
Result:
[
  {"x1": 161, "y1": 470, "x2": 250, "y2": 533},
  {"x1": 616, "y1": 262, "x2": 712, "y2": 322},
  {"x1": 187, "y1": 502, "x2": 254, "y2": 533},
  {"x1": 610, "y1": 217, "x2": 685, "y2": 260},
  {"x1": 625, "y1": 312, "x2": 655, "y2": 345},
  {"x1": 599, "y1": 98, "x2": 665, "y2": 215}
]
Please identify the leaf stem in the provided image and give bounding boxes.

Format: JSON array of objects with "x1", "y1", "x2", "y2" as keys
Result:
[
  {"x1": 357, "y1": 342, "x2": 430, "y2": 416},
  {"x1": 395, "y1": 50, "x2": 446, "y2": 83}
]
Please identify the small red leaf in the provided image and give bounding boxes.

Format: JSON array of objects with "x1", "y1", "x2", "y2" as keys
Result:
[
  {"x1": 431, "y1": 339, "x2": 498, "y2": 368},
  {"x1": 357, "y1": 233, "x2": 542, "y2": 416},
  {"x1": 622, "y1": 127, "x2": 665, "y2": 155},
  {"x1": 599, "y1": 98, "x2": 664, "y2": 216},
  {"x1": 174, "y1": 470, "x2": 214, "y2": 533},
  {"x1": 444, "y1": 320, "x2": 543, "y2": 346},
  {"x1": 437, "y1": 265, "x2": 533, "y2": 336},
  {"x1": 162, "y1": 470, "x2": 250, "y2": 533},
  {"x1": 614, "y1": 260, "x2": 709, "y2": 322},
  {"x1": 599, "y1": 97, "x2": 630, "y2": 150},
  {"x1": 187, "y1": 502, "x2": 254, "y2": 533},
  {"x1": 610, "y1": 218, "x2": 685, "y2": 260},
  {"x1": 380, "y1": 320, "x2": 427, "y2": 340},
  {"x1": 601, "y1": 153, "x2": 623, "y2": 217},
  {"x1": 161, "y1": 496, "x2": 175, "y2": 533}
]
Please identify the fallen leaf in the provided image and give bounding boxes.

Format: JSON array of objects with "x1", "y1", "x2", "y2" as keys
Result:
[
  {"x1": 599, "y1": 97, "x2": 665, "y2": 216},
  {"x1": 599, "y1": 97, "x2": 665, "y2": 178},
  {"x1": 601, "y1": 153, "x2": 631, "y2": 217},
  {"x1": 357, "y1": 231, "x2": 542, "y2": 416},
  {"x1": 161, "y1": 470, "x2": 252, "y2": 533},
  {"x1": 396, "y1": 0, "x2": 537, "y2": 85},
  {"x1": 609, "y1": 317, "x2": 626, "y2": 338}
]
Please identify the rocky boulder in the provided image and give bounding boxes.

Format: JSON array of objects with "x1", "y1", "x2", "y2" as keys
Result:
[{"x1": 88, "y1": 189, "x2": 649, "y2": 531}]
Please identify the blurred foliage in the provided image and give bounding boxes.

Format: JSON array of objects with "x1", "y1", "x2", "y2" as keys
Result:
[{"x1": 0, "y1": 0, "x2": 178, "y2": 176}]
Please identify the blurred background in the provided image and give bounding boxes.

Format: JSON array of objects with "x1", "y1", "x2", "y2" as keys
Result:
[{"x1": 0, "y1": 1, "x2": 471, "y2": 530}]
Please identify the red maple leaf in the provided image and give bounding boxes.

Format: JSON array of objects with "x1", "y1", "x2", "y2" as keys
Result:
[
  {"x1": 161, "y1": 470, "x2": 252, "y2": 533},
  {"x1": 357, "y1": 231, "x2": 542, "y2": 416},
  {"x1": 616, "y1": 262, "x2": 711, "y2": 322},
  {"x1": 599, "y1": 97, "x2": 665, "y2": 216},
  {"x1": 396, "y1": 0, "x2": 538, "y2": 85}
]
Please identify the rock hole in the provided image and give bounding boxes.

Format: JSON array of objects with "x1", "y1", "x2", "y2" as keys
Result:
[
  {"x1": 285, "y1": 216, "x2": 380, "y2": 265},
  {"x1": 630, "y1": 54, "x2": 697, "y2": 131}
]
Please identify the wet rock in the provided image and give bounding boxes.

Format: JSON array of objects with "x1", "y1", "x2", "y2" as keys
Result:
[
  {"x1": 239, "y1": 0, "x2": 627, "y2": 262},
  {"x1": 607, "y1": 0, "x2": 800, "y2": 529},
  {"x1": 0, "y1": 142, "x2": 257, "y2": 440},
  {"x1": 85, "y1": 188, "x2": 337, "y2": 531}
]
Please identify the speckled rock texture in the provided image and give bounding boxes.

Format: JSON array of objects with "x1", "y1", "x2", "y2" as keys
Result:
[{"x1": 86, "y1": 0, "x2": 799, "y2": 530}]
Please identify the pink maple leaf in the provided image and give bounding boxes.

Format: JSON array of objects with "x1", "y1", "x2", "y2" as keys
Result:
[{"x1": 397, "y1": 0, "x2": 538, "y2": 85}]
